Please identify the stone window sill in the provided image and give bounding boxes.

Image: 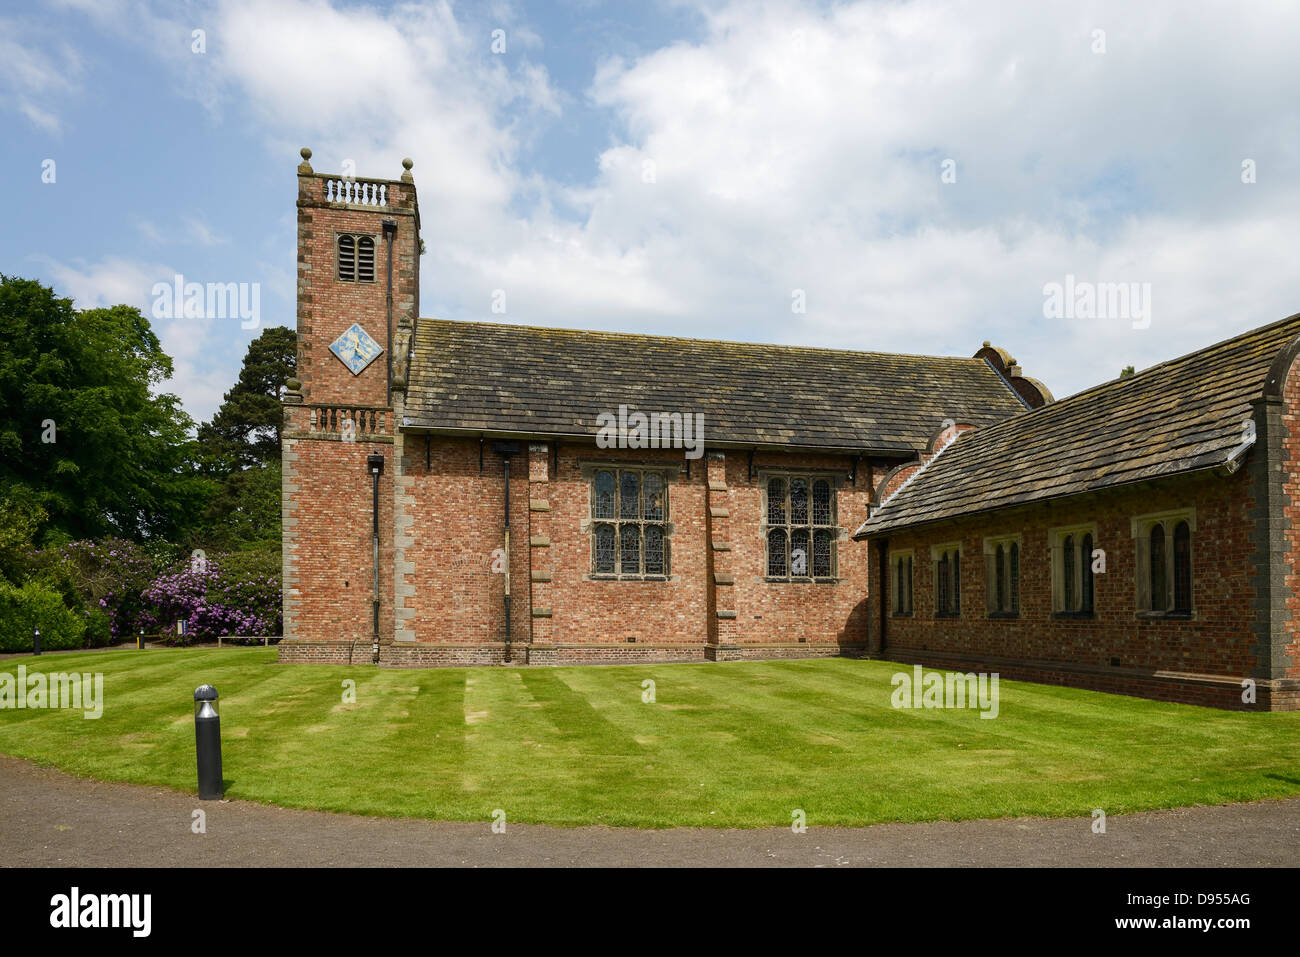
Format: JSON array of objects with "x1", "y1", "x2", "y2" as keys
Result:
[
  {"x1": 586, "y1": 574, "x2": 672, "y2": 583},
  {"x1": 762, "y1": 577, "x2": 840, "y2": 584}
]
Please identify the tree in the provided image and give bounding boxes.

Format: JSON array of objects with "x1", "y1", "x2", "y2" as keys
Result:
[
  {"x1": 195, "y1": 326, "x2": 296, "y2": 472},
  {"x1": 185, "y1": 461, "x2": 283, "y2": 552},
  {"x1": 0, "y1": 275, "x2": 210, "y2": 542}
]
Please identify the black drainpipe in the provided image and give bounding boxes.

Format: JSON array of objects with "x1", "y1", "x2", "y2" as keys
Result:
[
  {"x1": 493, "y1": 443, "x2": 521, "y2": 662},
  {"x1": 381, "y1": 219, "x2": 396, "y2": 407},
  {"x1": 367, "y1": 453, "x2": 385, "y2": 663}
]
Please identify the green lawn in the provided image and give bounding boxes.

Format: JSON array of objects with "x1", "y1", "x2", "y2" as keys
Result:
[{"x1": 0, "y1": 648, "x2": 1297, "y2": 828}]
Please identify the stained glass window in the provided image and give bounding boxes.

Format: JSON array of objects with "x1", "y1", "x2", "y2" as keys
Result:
[
  {"x1": 594, "y1": 524, "x2": 615, "y2": 574},
  {"x1": 590, "y1": 468, "x2": 669, "y2": 577},
  {"x1": 767, "y1": 478, "x2": 786, "y2": 524},
  {"x1": 1150, "y1": 524, "x2": 1167, "y2": 612},
  {"x1": 791, "y1": 529, "x2": 809, "y2": 577},
  {"x1": 790, "y1": 479, "x2": 809, "y2": 525},
  {"x1": 619, "y1": 472, "x2": 640, "y2": 519},
  {"x1": 644, "y1": 474, "x2": 664, "y2": 521},
  {"x1": 812, "y1": 480, "x2": 831, "y2": 525},
  {"x1": 767, "y1": 529, "x2": 788, "y2": 577},
  {"x1": 813, "y1": 530, "x2": 832, "y2": 578},
  {"x1": 620, "y1": 524, "x2": 640, "y2": 575},
  {"x1": 644, "y1": 525, "x2": 665, "y2": 575},
  {"x1": 594, "y1": 471, "x2": 615, "y2": 519},
  {"x1": 765, "y1": 474, "x2": 836, "y2": 580}
]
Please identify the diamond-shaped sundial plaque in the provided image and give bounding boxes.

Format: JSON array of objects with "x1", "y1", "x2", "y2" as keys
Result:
[{"x1": 329, "y1": 323, "x2": 384, "y2": 375}]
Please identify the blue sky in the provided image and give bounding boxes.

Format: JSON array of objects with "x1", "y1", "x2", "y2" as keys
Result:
[{"x1": 4, "y1": 0, "x2": 1299, "y2": 424}]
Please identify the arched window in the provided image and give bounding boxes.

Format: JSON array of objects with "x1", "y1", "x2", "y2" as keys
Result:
[
  {"x1": 620, "y1": 524, "x2": 641, "y2": 575},
  {"x1": 812, "y1": 529, "x2": 832, "y2": 578},
  {"x1": 356, "y1": 236, "x2": 375, "y2": 282},
  {"x1": 336, "y1": 233, "x2": 377, "y2": 283},
  {"x1": 936, "y1": 548, "x2": 960, "y2": 616},
  {"x1": 643, "y1": 474, "x2": 664, "y2": 521},
  {"x1": 812, "y1": 480, "x2": 832, "y2": 525},
  {"x1": 593, "y1": 524, "x2": 615, "y2": 574},
  {"x1": 995, "y1": 543, "x2": 1006, "y2": 612},
  {"x1": 767, "y1": 478, "x2": 786, "y2": 524},
  {"x1": 767, "y1": 529, "x2": 788, "y2": 577},
  {"x1": 790, "y1": 479, "x2": 809, "y2": 524},
  {"x1": 1173, "y1": 521, "x2": 1191, "y2": 613},
  {"x1": 1150, "y1": 524, "x2": 1167, "y2": 612},
  {"x1": 593, "y1": 471, "x2": 615, "y2": 519},
  {"x1": 644, "y1": 525, "x2": 665, "y2": 576},
  {"x1": 337, "y1": 234, "x2": 355, "y2": 281},
  {"x1": 1009, "y1": 543, "x2": 1019, "y2": 614},
  {"x1": 1063, "y1": 535, "x2": 1075, "y2": 611},
  {"x1": 589, "y1": 468, "x2": 669, "y2": 577},
  {"x1": 894, "y1": 556, "x2": 905, "y2": 613},
  {"x1": 619, "y1": 472, "x2": 640, "y2": 519},
  {"x1": 790, "y1": 529, "x2": 809, "y2": 577},
  {"x1": 937, "y1": 553, "x2": 949, "y2": 613},
  {"x1": 1081, "y1": 533, "x2": 1094, "y2": 614},
  {"x1": 764, "y1": 474, "x2": 837, "y2": 580}
]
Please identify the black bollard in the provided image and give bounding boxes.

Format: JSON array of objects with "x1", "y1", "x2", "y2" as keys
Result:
[
  {"x1": 33, "y1": 626, "x2": 40, "y2": 656},
  {"x1": 193, "y1": 685, "x2": 223, "y2": 800}
]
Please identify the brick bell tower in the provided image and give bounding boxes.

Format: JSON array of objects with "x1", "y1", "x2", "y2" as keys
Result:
[{"x1": 279, "y1": 148, "x2": 420, "y2": 664}]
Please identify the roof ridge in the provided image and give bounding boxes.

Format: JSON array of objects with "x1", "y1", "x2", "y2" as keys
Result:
[{"x1": 415, "y1": 316, "x2": 990, "y2": 364}]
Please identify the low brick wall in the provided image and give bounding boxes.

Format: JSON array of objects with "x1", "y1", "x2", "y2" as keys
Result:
[
  {"x1": 877, "y1": 647, "x2": 1300, "y2": 711},
  {"x1": 276, "y1": 639, "x2": 371, "y2": 664}
]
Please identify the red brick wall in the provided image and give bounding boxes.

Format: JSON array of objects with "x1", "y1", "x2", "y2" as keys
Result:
[
  {"x1": 280, "y1": 169, "x2": 415, "y2": 654},
  {"x1": 293, "y1": 172, "x2": 417, "y2": 409},
  {"x1": 865, "y1": 468, "x2": 1289, "y2": 707},
  {"x1": 387, "y1": 438, "x2": 871, "y2": 658},
  {"x1": 282, "y1": 435, "x2": 395, "y2": 643}
]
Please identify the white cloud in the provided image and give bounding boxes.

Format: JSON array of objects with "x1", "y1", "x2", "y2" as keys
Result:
[
  {"x1": 32, "y1": 254, "x2": 239, "y2": 423},
  {"x1": 0, "y1": 17, "x2": 84, "y2": 133},
  {"x1": 55, "y1": 0, "x2": 1300, "y2": 406}
]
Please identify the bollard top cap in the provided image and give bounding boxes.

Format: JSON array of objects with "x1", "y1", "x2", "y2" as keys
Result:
[{"x1": 194, "y1": 684, "x2": 219, "y2": 701}]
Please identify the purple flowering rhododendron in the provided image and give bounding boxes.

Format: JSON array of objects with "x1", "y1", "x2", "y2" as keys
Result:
[{"x1": 140, "y1": 557, "x2": 281, "y2": 644}]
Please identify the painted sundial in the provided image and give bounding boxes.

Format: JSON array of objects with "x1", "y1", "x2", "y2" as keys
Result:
[{"x1": 329, "y1": 323, "x2": 383, "y2": 375}]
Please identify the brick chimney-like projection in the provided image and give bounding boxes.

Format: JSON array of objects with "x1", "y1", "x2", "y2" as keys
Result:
[{"x1": 279, "y1": 148, "x2": 421, "y2": 662}]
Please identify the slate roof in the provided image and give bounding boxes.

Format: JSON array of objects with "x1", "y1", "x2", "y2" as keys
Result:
[
  {"x1": 401, "y1": 319, "x2": 1029, "y2": 454},
  {"x1": 857, "y1": 313, "x2": 1300, "y2": 536}
]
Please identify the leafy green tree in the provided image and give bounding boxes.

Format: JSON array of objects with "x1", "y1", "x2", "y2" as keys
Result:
[
  {"x1": 195, "y1": 325, "x2": 296, "y2": 472},
  {"x1": 185, "y1": 461, "x2": 283, "y2": 552},
  {"x1": 0, "y1": 275, "x2": 210, "y2": 542},
  {"x1": 0, "y1": 484, "x2": 47, "y2": 584}
]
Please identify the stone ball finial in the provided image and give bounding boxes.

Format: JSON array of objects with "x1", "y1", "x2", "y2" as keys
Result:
[
  {"x1": 301, "y1": 147, "x2": 312, "y2": 161},
  {"x1": 401, "y1": 157, "x2": 414, "y2": 183},
  {"x1": 298, "y1": 147, "x2": 313, "y2": 175}
]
